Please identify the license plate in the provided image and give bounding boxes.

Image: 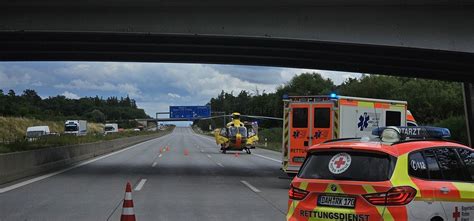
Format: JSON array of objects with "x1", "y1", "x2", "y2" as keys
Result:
[{"x1": 317, "y1": 195, "x2": 356, "y2": 208}]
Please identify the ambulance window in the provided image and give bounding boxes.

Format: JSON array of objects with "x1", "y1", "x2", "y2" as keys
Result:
[
  {"x1": 408, "y1": 152, "x2": 429, "y2": 179},
  {"x1": 423, "y1": 149, "x2": 443, "y2": 180},
  {"x1": 456, "y1": 148, "x2": 474, "y2": 182},
  {"x1": 292, "y1": 108, "x2": 308, "y2": 128},
  {"x1": 314, "y1": 108, "x2": 330, "y2": 128},
  {"x1": 433, "y1": 148, "x2": 467, "y2": 181},
  {"x1": 385, "y1": 111, "x2": 401, "y2": 126}
]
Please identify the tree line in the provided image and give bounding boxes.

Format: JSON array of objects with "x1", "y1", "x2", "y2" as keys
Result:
[
  {"x1": 0, "y1": 89, "x2": 149, "y2": 123},
  {"x1": 197, "y1": 73, "x2": 467, "y2": 143}
]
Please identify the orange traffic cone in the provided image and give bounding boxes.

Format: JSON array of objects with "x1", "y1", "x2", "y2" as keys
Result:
[
  {"x1": 121, "y1": 182, "x2": 136, "y2": 221},
  {"x1": 234, "y1": 152, "x2": 239, "y2": 157},
  {"x1": 184, "y1": 149, "x2": 189, "y2": 156},
  {"x1": 166, "y1": 146, "x2": 170, "y2": 152}
]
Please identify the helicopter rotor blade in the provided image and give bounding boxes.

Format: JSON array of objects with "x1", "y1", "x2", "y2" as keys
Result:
[
  {"x1": 197, "y1": 115, "x2": 231, "y2": 120},
  {"x1": 240, "y1": 115, "x2": 283, "y2": 121},
  {"x1": 196, "y1": 114, "x2": 282, "y2": 121}
]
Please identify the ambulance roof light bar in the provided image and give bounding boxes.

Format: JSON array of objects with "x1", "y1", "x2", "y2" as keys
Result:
[
  {"x1": 372, "y1": 126, "x2": 451, "y2": 143},
  {"x1": 283, "y1": 94, "x2": 339, "y2": 102}
]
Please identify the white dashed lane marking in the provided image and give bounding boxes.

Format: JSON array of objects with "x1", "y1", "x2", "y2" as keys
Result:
[
  {"x1": 240, "y1": 180, "x2": 261, "y2": 193},
  {"x1": 253, "y1": 153, "x2": 281, "y2": 163},
  {"x1": 134, "y1": 179, "x2": 147, "y2": 191}
]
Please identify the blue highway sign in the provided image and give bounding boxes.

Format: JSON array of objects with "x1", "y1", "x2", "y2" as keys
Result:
[{"x1": 169, "y1": 106, "x2": 211, "y2": 119}]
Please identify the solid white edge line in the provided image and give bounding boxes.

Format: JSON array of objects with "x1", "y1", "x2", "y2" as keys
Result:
[
  {"x1": 134, "y1": 179, "x2": 147, "y2": 191},
  {"x1": 240, "y1": 180, "x2": 261, "y2": 193},
  {"x1": 152, "y1": 162, "x2": 158, "y2": 167},
  {"x1": 253, "y1": 153, "x2": 282, "y2": 163},
  {"x1": 0, "y1": 137, "x2": 161, "y2": 194}
]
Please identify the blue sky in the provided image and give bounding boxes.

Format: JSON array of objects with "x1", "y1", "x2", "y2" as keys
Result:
[{"x1": 0, "y1": 62, "x2": 361, "y2": 118}]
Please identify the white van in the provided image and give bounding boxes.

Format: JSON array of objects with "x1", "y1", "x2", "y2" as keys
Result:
[
  {"x1": 26, "y1": 126, "x2": 50, "y2": 141},
  {"x1": 104, "y1": 123, "x2": 119, "y2": 134}
]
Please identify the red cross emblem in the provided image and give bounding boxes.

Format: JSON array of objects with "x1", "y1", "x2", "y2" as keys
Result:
[
  {"x1": 334, "y1": 157, "x2": 346, "y2": 168},
  {"x1": 453, "y1": 207, "x2": 461, "y2": 221}
]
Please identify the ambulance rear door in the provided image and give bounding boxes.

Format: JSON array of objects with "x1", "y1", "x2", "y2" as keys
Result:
[
  {"x1": 311, "y1": 103, "x2": 334, "y2": 145},
  {"x1": 287, "y1": 103, "x2": 311, "y2": 172}
]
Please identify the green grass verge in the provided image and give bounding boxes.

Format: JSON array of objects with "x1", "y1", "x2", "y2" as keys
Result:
[
  {"x1": 256, "y1": 127, "x2": 282, "y2": 152},
  {"x1": 0, "y1": 127, "x2": 174, "y2": 153},
  {"x1": 0, "y1": 116, "x2": 105, "y2": 141},
  {"x1": 192, "y1": 126, "x2": 214, "y2": 137}
]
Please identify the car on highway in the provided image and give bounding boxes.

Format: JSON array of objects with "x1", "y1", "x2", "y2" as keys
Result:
[
  {"x1": 104, "y1": 123, "x2": 119, "y2": 135},
  {"x1": 287, "y1": 126, "x2": 474, "y2": 221},
  {"x1": 25, "y1": 126, "x2": 51, "y2": 141}
]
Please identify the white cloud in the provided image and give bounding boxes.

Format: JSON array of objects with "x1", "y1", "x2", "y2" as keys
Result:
[
  {"x1": 167, "y1": 93, "x2": 181, "y2": 98},
  {"x1": 54, "y1": 80, "x2": 142, "y2": 98},
  {"x1": 61, "y1": 91, "x2": 80, "y2": 99},
  {"x1": 0, "y1": 71, "x2": 32, "y2": 88}
]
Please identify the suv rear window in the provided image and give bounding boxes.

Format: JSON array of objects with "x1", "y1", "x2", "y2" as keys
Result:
[{"x1": 298, "y1": 151, "x2": 396, "y2": 181}]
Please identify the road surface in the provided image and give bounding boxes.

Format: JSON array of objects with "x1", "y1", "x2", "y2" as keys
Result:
[{"x1": 0, "y1": 127, "x2": 291, "y2": 221}]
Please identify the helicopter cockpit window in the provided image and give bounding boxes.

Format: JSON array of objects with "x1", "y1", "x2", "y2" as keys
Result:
[
  {"x1": 220, "y1": 128, "x2": 227, "y2": 136},
  {"x1": 239, "y1": 127, "x2": 247, "y2": 136},
  {"x1": 229, "y1": 127, "x2": 238, "y2": 136},
  {"x1": 248, "y1": 128, "x2": 255, "y2": 137}
]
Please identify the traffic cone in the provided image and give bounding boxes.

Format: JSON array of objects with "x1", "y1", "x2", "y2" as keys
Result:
[
  {"x1": 184, "y1": 149, "x2": 189, "y2": 156},
  {"x1": 166, "y1": 146, "x2": 170, "y2": 152},
  {"x1": 121, "y1": 182, "x2": 136, "y2": 221},
  {"x1": 234, "y1": 152, "x2": 239, "y2": 157}
]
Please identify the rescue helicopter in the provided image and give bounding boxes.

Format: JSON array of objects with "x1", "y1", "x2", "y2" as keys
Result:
[{"x1": 200, "y1": 112, "x2": 282, "y2": 154}]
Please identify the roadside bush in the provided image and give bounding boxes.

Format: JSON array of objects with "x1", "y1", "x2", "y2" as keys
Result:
[{"x1": 433, "y1": 115, "x2": 468, "y2": 145}]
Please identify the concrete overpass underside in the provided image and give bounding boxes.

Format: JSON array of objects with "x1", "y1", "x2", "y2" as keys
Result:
[{"x1": 1, "y1": 0, "x2": 473, "y2": 144}]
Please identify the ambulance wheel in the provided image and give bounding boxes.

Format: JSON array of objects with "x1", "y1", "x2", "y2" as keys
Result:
[
  {"x1": 245, "y1": 149, "x2": 251, "y2": 154},
  {"x1": 431, "y1": 217, "x2": 443, "y2": 221}
]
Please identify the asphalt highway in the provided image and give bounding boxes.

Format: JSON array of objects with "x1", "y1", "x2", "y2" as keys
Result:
[{"x1": 0, "y1": 127, "x2": 291, "y2": 221}]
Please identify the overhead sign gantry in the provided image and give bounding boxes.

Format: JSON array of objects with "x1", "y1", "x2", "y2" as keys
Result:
[{"x1": 169, "y1": 106, "x2": 211, "y2": 119}]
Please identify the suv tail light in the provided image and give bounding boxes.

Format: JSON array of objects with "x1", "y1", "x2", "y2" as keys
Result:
[
  {"x1": 289, "y1": 185, "x2": 309, "y2": 200},
  {"x1": 363, "y1": 186, "x2": 417, "y2": 206}
]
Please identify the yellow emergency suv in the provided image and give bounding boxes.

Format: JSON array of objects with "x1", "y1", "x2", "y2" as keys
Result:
[{"x1": 287, "y1": 126, "x2": 473, "y2": 221}]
